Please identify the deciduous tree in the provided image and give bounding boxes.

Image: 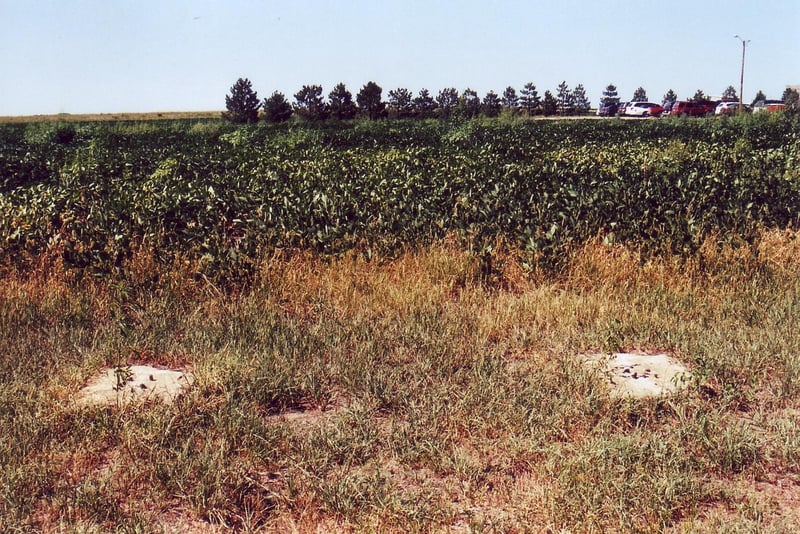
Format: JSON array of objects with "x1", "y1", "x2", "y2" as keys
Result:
[{"x1": 223, "y1": 77, "x2": 261, "y2": 124}]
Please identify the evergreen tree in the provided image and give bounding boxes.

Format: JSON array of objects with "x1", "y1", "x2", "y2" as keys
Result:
[
  {"x1": 436, "y1": 88, "x2": 459, "y2": 119},
  {"x1": 556, "y1": 81, "x2": 574, "y2": 115},
  {"x1": 601, "y1": 84, "x2": 620, "y2": 106},
  {"x1": 519, "y1": 82, "x2": 540, "y2": 116},
  {"x1": 413, "y1": 89, "x2": 437, "y2": 118},
  {"x1": 223, "y1": 77, "x2": 261, "y2": 124},
  {"x1": 722, "y1": 85, "x2": 738, "y2": 101},
  {"x1": 691, "y1": 89, "x2": 707, "y2": 102},
  {"x1": 328, "y1": 83, "x2": 357, "y2": 120},
  {"x1": 387, "y1": 87, "x2": 414, "y2": 118},
  {"x1": 783, "y1": 88, "x2": 800, "y2": 114},
  {"x1": 357, "y1": 81, "x2": 386, "y2": 120},
  {"x1": 502, "y1": 86, "x2": 519, "y2": 111},
  {"x1": 632, "y1": 87, "x2": 647, "y2": 102},
  {"x1": 572, "y1": 84, "x2": 590, "y2": 114},
  {"x1": 263, "y1": 91, "x2": 293, "y2": 123},
  {"x1": 751, "y1": 90, "x2": 767, "y2": 106},
  {"x1": 482, "y1": 91, "x2": 502, "y2": 117},
  {"x1": 294, "y1": 85, "x2": 329, "y2": 121},
  {"x1": 459, "y1": 88, "x2": 481, "y2": 119},
  {"x1": 542, "y1": 90, "x2": 557, "y2": 116},
  {"x1": 662, "y1": 89, "x2": 678, "y2": 106}
]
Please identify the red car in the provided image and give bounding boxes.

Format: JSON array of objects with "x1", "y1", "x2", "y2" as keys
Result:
[{"x1": 670, "y1": 100, "x2": 715, "y2": 117}]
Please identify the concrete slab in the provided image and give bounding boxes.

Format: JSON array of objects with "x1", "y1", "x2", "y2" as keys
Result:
[
  {"x1": 77, "y1": 365, "x2": 194, "y2": 407},
  {"x1": 585, "y1": 352, "x2": 692, "y2": 399}
]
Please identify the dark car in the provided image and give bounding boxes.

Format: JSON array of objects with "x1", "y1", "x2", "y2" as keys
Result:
[
  {"x1": 596, "y1": 102, "x2": 619, "y2": 116},
  {"x1": 617, "y1": 102, "x2": 630, "y2": 116}
]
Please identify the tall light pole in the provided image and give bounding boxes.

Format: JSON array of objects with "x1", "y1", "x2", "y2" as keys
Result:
[{"x1": 734, "y1": 35, "x2": 750, "y2": 113}]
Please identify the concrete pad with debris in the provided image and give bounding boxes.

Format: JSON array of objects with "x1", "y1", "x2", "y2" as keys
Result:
[
  {"x1": 585, "y1": 352, "x2": 692, "y2": 398},
  {"x1": 77, "y1": 365, "x2": 194, "y2": 407}
]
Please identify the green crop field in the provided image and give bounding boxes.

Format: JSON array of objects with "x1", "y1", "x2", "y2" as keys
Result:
[
  {"x1": 2, "y1": 114, "x2": 800, "y2": 532},
  {"x1": 2, "y1": 114, "x2": 799, "y2": 278}
]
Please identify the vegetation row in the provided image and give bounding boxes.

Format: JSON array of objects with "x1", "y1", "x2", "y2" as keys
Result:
[{"x1": 1, "y1": 113, "x2": 798, "y2": 282}]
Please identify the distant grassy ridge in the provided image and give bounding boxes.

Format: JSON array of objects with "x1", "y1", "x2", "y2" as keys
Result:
[
  {"x1": 0, "y1": 111, "x2": 222, "y2": 123},
  {"x1": 0, "y1": 111, "x2": 616, "y2": 124}
]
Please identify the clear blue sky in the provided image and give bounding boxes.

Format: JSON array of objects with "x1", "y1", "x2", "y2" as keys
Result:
[{"x1": 1, "y1": 0, "x2": 798, "y2": 115}]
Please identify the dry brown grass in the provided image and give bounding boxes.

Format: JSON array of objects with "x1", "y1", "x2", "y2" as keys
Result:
[{"x1": 3, "y1": 231, "x2": 800, "y2": 531}]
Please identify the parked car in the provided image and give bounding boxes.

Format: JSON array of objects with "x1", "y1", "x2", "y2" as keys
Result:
[
  {"x1": 753, "y1": 100, "x2": 785, "y2": 113},
  {"x1": 662, "y1": 101, "x2": 676, "y2": 115},
  {"x1": 596, "y1": 102, "x2": 619, "y2": 116},
  {"x1": 670, "y1": 100, "x2": 715, "y2": 117},
  {"x1": 624, "y1": 102, "x2": 664, "y2": 117},
  {"x1": 715, "y1": 101, "x2": 746, "y2": 115},
  {"x1": 617, "y1": 102, "x2": 630, "y2": 116}
]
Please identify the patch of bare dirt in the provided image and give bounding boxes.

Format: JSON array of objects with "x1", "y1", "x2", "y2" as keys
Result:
[{"x1": 671, "y1": 474, "x2": 800, "y2": 532}]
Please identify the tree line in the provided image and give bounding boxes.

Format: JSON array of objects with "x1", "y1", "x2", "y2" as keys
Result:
[
  {"x1": 225, "y1": 78, "x2": 800, "y2": 124},
  {"x1": 223, "y1": 78, "x2": 593, "y2": 124}
]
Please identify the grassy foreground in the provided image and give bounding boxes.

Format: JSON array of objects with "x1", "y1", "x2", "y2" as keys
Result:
[{"x1": 2, "y1": 233, "x2": 800, "y2": 532}]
